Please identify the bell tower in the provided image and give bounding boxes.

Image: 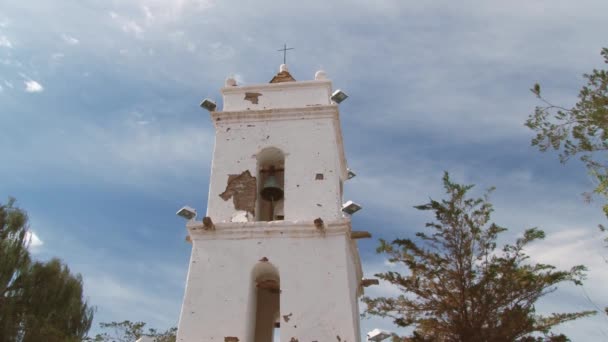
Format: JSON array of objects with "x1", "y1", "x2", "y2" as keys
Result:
[{"x1": 176, "y1": 64, "x2": 364, "y2": 342}]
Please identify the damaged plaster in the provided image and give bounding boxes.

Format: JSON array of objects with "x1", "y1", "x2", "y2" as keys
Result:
[
  {"x1": 219, "y1": 170, "x2": 257, "y2": 215},
  {"x1": 244, "y1": 92, "x2": 262, "y2": 104}
]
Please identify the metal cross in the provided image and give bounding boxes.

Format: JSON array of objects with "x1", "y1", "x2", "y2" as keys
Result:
[{"x1": 277, "y1": 43, "x2": 294, "y2": 65}]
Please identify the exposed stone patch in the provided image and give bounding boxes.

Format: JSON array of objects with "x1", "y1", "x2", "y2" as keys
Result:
[
  {"x1": 225, "y1": 337, "x2": 239, "y2": 342},
  {"x1": 219, "y1": 170, "x2": 257, "y2": 215},
  {"x1": 244, "y1": 92, "x2": 262, "y2": 104},
  {"x1": 289, "y1": 338, "x2": 299, "y2": 342},
  {"x1": 283, "y1": 312, "x2": 293, "y2": 322},
  {"x1": 270, "y1": 70, "x2": 296, "y2": 83}
]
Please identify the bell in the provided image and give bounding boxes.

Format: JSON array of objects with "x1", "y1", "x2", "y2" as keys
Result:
[{"x1": 260, "y1": 175, "x2": 284, "y2": 201}]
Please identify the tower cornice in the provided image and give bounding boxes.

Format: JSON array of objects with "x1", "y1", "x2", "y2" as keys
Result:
[
  {"x1": 187, "y1": 217, "x2": 349, "y2": 239},
  {"x1": 211, "y1": 104, "x2": 337, "y2": 123},
  {"x1": 221, "y1": 79, "x2": 332, "y2": 94}
]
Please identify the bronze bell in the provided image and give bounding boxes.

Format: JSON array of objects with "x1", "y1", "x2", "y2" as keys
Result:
[{"x1": 260, "y1": 175, "x2": 284, "y2": 201}]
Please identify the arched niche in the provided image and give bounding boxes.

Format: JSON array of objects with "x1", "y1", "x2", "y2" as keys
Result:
[
  {"x1": 251, "y1": 261, "x2": 280, "y2": 342},
  {"x1": 256, "y1": 147, "x2": 285, "y2": 221}
]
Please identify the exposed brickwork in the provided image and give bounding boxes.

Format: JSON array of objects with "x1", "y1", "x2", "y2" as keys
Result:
[
  {"x1": 219, "y1": 170, "x2": 257, "y2": 215},
  {"x1": 244, "y1": 92, "x2": 262, "y2": 104}
]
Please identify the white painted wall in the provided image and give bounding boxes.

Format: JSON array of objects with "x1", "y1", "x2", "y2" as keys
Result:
[
  {"x1": 177, "y1": 72, "x2": 362, "y2": 342},
  {"x1": 221, "y1": 80, "x2": 332, "y2": 111},
  {"x1": 207, "y1": 111, "x2": 344, "y2": 222},
  {"x1": 177, "y1": 223, "x2": 361, "y2": 342}
]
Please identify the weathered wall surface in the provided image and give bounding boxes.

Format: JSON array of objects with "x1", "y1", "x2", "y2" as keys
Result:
[
  {"x1": 222, "y1": 80, "x2": 332, "y2": 111},
  {"x1": 177, "y1": 74, "x2": 361, "y2": 342},
  {"x1": 207, "y1": 111, "x2": 344, "y2": 223},
  {"x1": 176, "y1": 224, "x2": 361, "y2": 342}
]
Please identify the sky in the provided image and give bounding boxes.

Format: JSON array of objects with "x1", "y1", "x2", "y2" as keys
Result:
[{"x1": 1, "y1": 0, "x2": 607, "y2": 340}]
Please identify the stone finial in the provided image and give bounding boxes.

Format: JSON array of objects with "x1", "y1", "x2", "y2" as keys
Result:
[
  {"x1": 315, "y1": 70, "x2": 327, "y2": 80},
  {"x1": 225, "y1": 76, "x2": 237, "y2": 87},
  {"x1": 270, "y1": 64, "x2": 296, "y2": 83}
]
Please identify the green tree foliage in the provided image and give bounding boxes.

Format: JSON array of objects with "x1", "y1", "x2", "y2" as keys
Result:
[
  {"x1": 362, "y1": 173, "x2": 595, "y2": 341},
  {"x1": 87, "y1": 320, "x2": 177, "y2": 342},
  {"x1": 526, "y1": 48, "x2": 608, "y2": 220},
  {"x1": 0, "y1": 198, "x2": 31, "y2": 340},
  {"x1": 19, "y1": 259, "x2": 94, "y2": 341},
  {"x1": 0, "y1": 198, "x2": 94, "y2": 342}
]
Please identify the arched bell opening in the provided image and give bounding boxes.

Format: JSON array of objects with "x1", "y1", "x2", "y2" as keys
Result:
[
  {"x1": 251, "y1": 261, "x2": 280, "y2": 342},
  {"x1": 256, "y1": 147, "x2": 285, "y2": 221}
]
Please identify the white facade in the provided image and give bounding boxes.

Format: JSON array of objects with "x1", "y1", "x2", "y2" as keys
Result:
[{"x1": 177, "y1": 66, "x2": 363, "y2": 342}]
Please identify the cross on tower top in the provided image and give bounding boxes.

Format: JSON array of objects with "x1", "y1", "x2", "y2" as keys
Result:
[{"x1": 277, "y1": 43, "x2": 294, "y2": 65}]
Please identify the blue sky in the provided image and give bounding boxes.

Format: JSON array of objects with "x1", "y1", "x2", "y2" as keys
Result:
[{"x1": 1, "y1": 0, "x2": 608, "y2": 340}]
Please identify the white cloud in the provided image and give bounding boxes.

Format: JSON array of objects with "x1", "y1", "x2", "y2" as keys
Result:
[
  {"x1": 61, "y1": 34, "x2": 79, "y2": 45},
  {"x1": 142, "y1": 5, "x2": 154, "y2": 22},
  {"x1": 526, "y1": 228, "x2": 608, "y2": 299},
  {"x1": 233, "y1": 73, "x2": 245, "y2": 85},
  {"x1": 24, "y1": 80, "x2": 44, "y2": 93},
  {"x1": 524, "y1": 228, "x2": 608, "y2": 338},
  {"x1": 208, "y1": 42, "x2": 235, "y2": 61},
  {"x1": 122, "y1": 20, "x2": 144, "y2": 37},
  {"x1": 4, "y1": 80, "x2": 14, "y2": 88},
  {"x1": 2, "y1": 117, "x2": 214, "y2": 189},
  {"x1": 136, "y1": 0, "x2": 215, "y2": 23},
  {"x1": 0, "y1": 35, "x2": 12, "y2": 48},
  {"x1": 86, "y1": 273, "x2": 179, "y2": 324},
  {"x1": 26, "y1": 230, "x2": 44, "y2": 248}
]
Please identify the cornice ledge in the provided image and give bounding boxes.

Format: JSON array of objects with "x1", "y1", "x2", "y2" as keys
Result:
[
  {"x1": 211, "y1": 105, "x2": 338, "y2": 123},
  {"x1": 221, "y1": 80, "x2": 332, "y2": 94},
  {"x1": 187, "y1": 218, "x2": 352, "y2": 240}
]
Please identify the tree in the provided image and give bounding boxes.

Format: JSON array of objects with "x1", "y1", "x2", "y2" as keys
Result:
[
  {"x1": 362, "y1": 173, "x2": 595, "y2": 341},
  {"x1": 18, "y1": 259, "x2": 95, "y2": 342},
  {"x1": 0, "y1": 198, "x2": 31, "y2": 340},
  {"x1": 0, "y1": 198, "x2": 94, "y2": 341},
  {"x1": 525, "y1": 48, "x2": 608, "y2": 220},
  {"x1": 87, "y1": 320, "x2": 177, "y2": 342}
]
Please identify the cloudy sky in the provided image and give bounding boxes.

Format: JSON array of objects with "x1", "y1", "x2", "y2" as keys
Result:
[{"x1": 1, "y1": 0, "x2": 607, "y2": 340}]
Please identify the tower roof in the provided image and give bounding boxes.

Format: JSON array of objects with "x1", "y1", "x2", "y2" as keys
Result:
[{"x1": 269, "y1": 64, "x2": 296, "y2": 83}]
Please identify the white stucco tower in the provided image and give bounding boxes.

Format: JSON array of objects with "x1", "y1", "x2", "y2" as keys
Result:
[{"x1": 177, "y1": 65, "x2": 364, "y2": 342}]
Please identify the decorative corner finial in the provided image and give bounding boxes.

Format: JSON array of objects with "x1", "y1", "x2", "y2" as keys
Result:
[
  {"x1": 315, "y1": 70, "x2": 327, "y2": 80},
  {"x1": 225, "y1": 76, "x2": 237, "y2": 87}
]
